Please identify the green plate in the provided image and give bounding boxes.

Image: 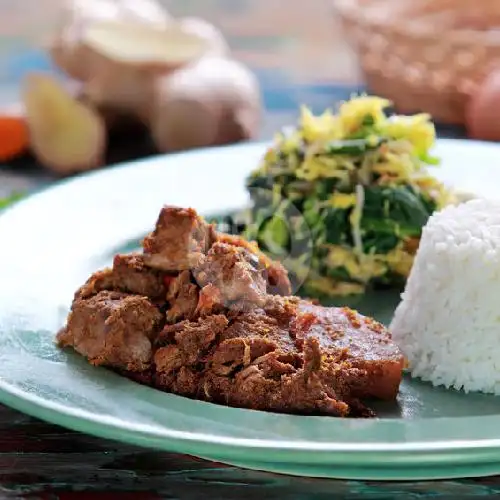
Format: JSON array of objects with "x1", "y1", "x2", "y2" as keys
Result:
[{"x1": 2, "y1": 140, "x2": 500, "y2": 481}]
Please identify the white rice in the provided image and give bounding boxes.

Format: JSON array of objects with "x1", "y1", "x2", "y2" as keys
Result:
[{"x1": 390, "y1": 198, "x2": 500, "y2": 394}]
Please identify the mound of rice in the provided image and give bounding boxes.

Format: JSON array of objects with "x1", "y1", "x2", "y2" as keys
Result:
[{"x1": 390, "y1": 198, "x2": 500, "y2": 394}]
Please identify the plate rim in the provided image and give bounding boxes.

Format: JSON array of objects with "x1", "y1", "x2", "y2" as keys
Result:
[
  {"x1": 2, "y1": 139, "x2": 500, "y2": 476},
  {"x1": 3, "y1": 374, "x2": 500, "y2": 455}
]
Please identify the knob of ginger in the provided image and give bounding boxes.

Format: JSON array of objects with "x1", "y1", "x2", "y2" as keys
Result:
[
  {"x1": 22, "y1": 73, "x2": 107, "y2": 175},
  {"x1": 50, "y1": 0, "x2": 171, "y2": 82},
  {"x1": 76, "y1": 20, "x2": 212, "y2": 122},
  {"x1": 150, "y1": 57, "x2": 261, "y2": 152}
]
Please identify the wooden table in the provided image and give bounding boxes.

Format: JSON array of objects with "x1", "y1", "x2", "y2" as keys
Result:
[
  {"x1": 0, "y1": 1, "x2": 490, "y2": 497},
  {"x1": 2, "y1": 405, "x2": 500, "y2": 498}
]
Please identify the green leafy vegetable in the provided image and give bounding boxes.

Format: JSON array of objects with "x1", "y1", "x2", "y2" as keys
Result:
[
  {"x1": 258, "y1": 215, "x2": 290, "y2": 255},
  {"x1": 240, "y1": 98, "x2": 451, "y2": 298},
  {"x1": 322, "y1": 207, "x2": 351, "y2": 245},
  {"x1": 363, "y1": 186, "x2": 431, "y2": 238},
  {"x1": 361, "y1": 231, "x2": 399, "y2": 254},
  {"x1": 419, "y1": 151, "x2": 441, "y2": 165}
]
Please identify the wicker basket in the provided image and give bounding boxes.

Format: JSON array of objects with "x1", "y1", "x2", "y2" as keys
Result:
[{"x1": 333, "y1": 0, "x2": 500, "y2": 125}]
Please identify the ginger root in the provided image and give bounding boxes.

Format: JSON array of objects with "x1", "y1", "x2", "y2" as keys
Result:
[
  {"x1": 77, "y1": 20, "x2": 210, "y2": 122},
  {"x1": 150, "y1": 57, "x2": 261, "y2": 152},
  {"x1": 44, "y1": 3, "x2": 262, "y2": 171},
  {"x1": 50, "y1": 0, "x2": 171, "y2": 82},
  {"x1": 23, "y1": 73, "x2": 106, "y2": 175}
]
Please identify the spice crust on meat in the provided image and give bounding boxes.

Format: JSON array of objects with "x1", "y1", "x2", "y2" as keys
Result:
[{"x1": 57, "y1": 205, "x2": 404, "y2": 417}]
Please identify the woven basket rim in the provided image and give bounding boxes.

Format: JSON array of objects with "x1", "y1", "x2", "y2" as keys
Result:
[{"x1": 333, "y1": 0, "x2": 500, "y2": 47}]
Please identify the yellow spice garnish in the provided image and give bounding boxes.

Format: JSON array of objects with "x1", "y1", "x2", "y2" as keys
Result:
[
  {"x1": 307, "y1": 275, "x2": 365, "y2": 297},
  {"x1": 296, "y1": 156, "x2": 350, "y2": 181},
  {"x1": 385, "y1": 245, "x2": 415, "y2": 276},
  {"x1": 327, "y1": 192, "x2": 357, "y2": 209},
  {"x1": 372, "y1": 154, "x2": 414, "y2": 183},
  {"x1": 299, "y1": 106, "x2": 344, "y2": 143},
  {"x1": 278, "y1": 131, "x2": 302, "y2": 154},
  {"x1": 339, "y1": 96, "x2": 391, "y2": 133},
  {"x1": 326, "y1": 245, "x2": 387, "y2": 283},
  {"x1": 378, "y1": 114, "x2": 435, "y2": 155}
]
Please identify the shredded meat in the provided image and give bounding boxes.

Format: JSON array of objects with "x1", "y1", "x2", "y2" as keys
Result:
[
  {"x1": 57, "y1": 205, "x2": 405, "y2": 418},
  {"x1": 152, "y1": 297, "x2": 403, "y2": 417},
  {"x1": 165, "y1": 270, "x2": 199, "y2": 323},
  {"x1": 76, "y1": 254, "x2": 166, "y2": 300}
]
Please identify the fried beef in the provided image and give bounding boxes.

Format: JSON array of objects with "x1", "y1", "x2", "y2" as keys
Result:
[
  {"x1": 165, "y1": 270, "x2": 199, "y2": 323},
  {"x1": 215, "y1": 233, "x2": 291, "y2": 296},
  {"x1": 58, "y1": 291, "x2": 163, "y2": 372},
  {"x1": 152, "y1": 296, "x2": 403, "y2": 417},
  {"x1": 141, "y1": 206, "x2": 292, "y2": 295},
  {"x1": 142, "y1": 206, "x2": 214, "y2": 271},
  {"x1": 76, "y1": 254, "x2": 166, "y2": 300},
  {"x1": 57, "y1": 205, "x2": 404, "y2": 417},
  {"x1": 193, "y1": 242, "x2": 268, "y2": 308}
]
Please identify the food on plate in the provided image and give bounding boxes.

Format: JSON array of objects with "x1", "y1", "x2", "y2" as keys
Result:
[
  {"x1": 22, "y1": 73, "x2": 106, "y2": 175},
  {"x1": 390, "y1": 199, "x2": 500, "y2": 394},
  {"x1": 150, "y1": 56, "x2": 261, "y2": 152},
  {"x1": 244, "y1": 96, "x2": 455, "y2": 298},
  {"x1": 57, "y1": 206, "x2": 405, "y2": 417}
]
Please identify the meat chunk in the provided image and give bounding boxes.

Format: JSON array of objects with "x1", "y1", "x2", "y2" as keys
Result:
[
  {"x1": 296, "y1": 303, "x2": 405, "y2": 400},
  {"x1": 156, "y1": 314, "x2": 229, "y2": 364},
  {"x1": 165, "y1": 270, "x2": 199, "y2": 323},
  {"x1": 142, "y1": 206, "x2": 214, "y2": 271},
  {"x1": 194, "y1": 283, "x2": 224, "y2": 317},
  {"x1": 76, "y1": 269, "x2": 115, "y2": 300},
  {"x1": 215, "y1": 233, "x2": 292, "y2": 296},
  {"x1": 204, "y1": 304, "x2": 373, "y2": 416},
  {"x1": 207, "y1": 336, "x2": 354, "y2": 417},
  {"x1": 58, "y1": 206, "x2": 404, "y2": 418},
  {"x1": 154, "y1": 315, "x2": 229, "y2": 396},
  {"x1": 153, "y1": 296, "x2": 404, "y2": 417},
  {"x1": 265, "y1": 262, "x2": 292, "y2": 296},
  {"x1": 193, "y1": 242, "x2": 267, "y2": 308},
  {"x1": 57, "y1": 291, "x2": 163, "y2": 372},
  {"x1": 76, "y1": 254, "x2": 166, "y2": 300},
  {"x1": 210, "y1": 308, "x2": 298, "y2": 377}
]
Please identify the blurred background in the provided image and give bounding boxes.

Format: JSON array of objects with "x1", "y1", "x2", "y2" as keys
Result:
[
  {"x1": 1, "y1": 0, "x2": 497, "y2": 196},
  {"x1": 0, "y1": 0, "x2": 361, "y2": 116},
  {"x1": 0, "y1": 0, "x2": 351, "y2": 195}
]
